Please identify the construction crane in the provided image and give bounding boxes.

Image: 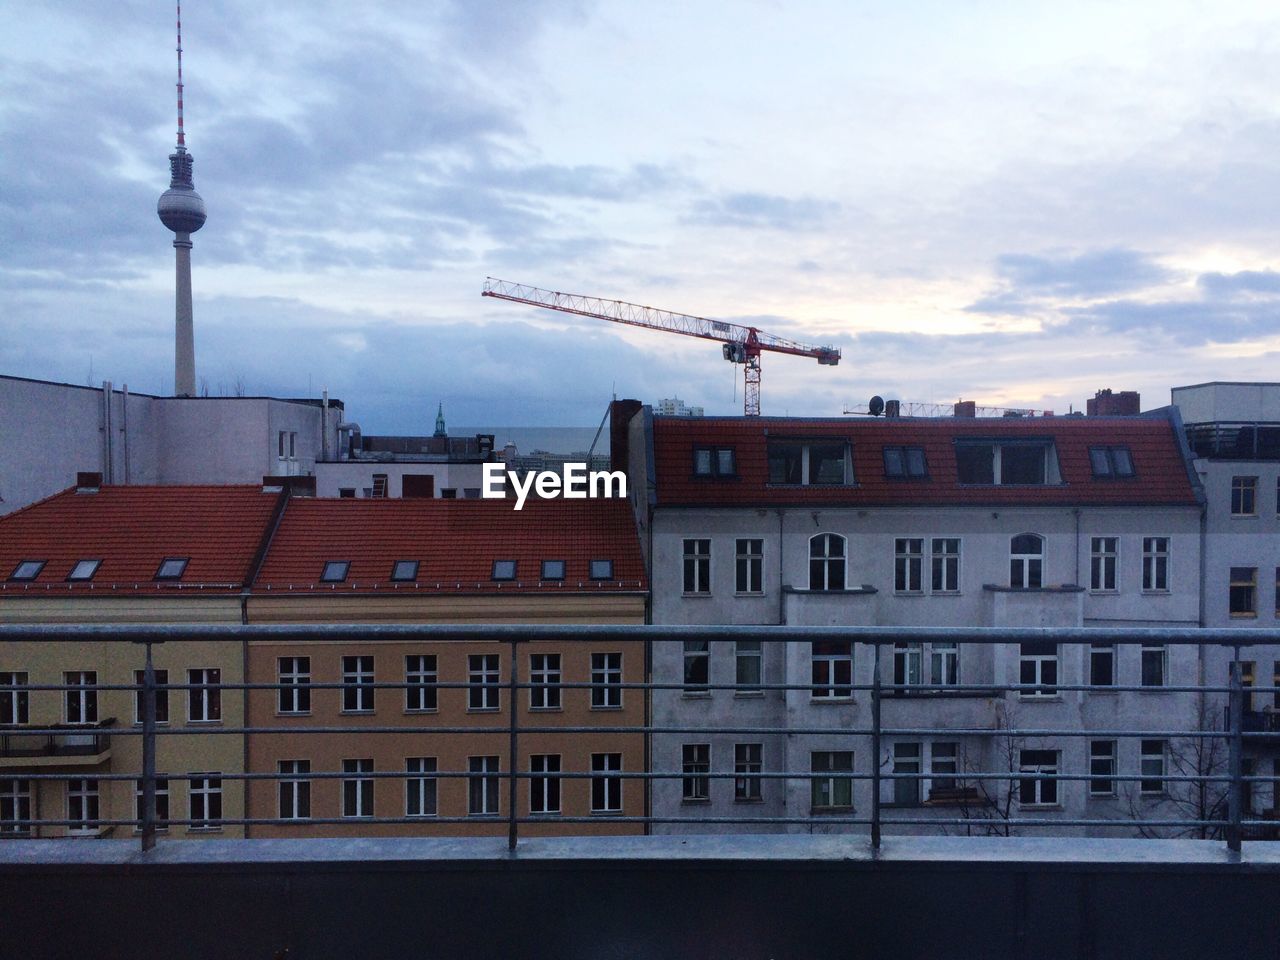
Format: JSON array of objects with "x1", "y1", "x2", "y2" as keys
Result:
[{"x1": 481, "y1": 278, "x2": 840, "y2": 416}]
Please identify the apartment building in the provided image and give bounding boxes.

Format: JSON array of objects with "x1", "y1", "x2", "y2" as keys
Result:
[
  {"x1": 622, "y1": 405, "x2": 1207, "y2": 835},
  {"x1": 0, "y1": 478, "x2": 283, "y2": 838},
  {"x1": 243, "y1": 497, "x2": 647, "y2": 837}
]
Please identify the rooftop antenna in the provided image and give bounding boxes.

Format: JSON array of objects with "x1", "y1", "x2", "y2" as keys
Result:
[{"x1": 157, "y1": 0, "x2": 207, "y2": 398}]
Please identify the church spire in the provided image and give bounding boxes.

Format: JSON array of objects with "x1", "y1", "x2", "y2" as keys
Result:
[{"x1": 434, "y1": 402, "x2": 446, "y2": 438}]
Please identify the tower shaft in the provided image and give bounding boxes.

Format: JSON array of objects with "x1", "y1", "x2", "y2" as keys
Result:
[{"x1": 174, "y1": 234, "x2": 195, "y2": 397}]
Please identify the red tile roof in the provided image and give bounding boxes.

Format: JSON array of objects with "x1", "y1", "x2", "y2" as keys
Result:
[
  {"x1": 652, "y1": 414, "x2": 1199, "y2": 507},
  {"x1": 253, "y1": 497, "x2": 646, "y2": 592},
  {"x1": 0, "y1": 485, "x2": 282, "y2": 593}
]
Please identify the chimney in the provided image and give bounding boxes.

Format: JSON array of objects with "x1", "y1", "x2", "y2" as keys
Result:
[
  {"x1": 76, "y1": 472, "x2": 103, "y2": 493},
  {"x1": 953, "y1": 400, "x2": 976, "y2": 418},
  {"x1": 610, "y1": 399, "x2": 644, "y2": 474},
  {"x1": 884, "y1": 399, "x2": 901, "y2": 418},
  {"x1": 1086, "y1": 389, "x2": 1141, "y2": 416}
]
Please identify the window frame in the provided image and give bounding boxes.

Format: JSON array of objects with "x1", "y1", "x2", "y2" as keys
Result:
[
  {"x1": 468, "y1": 653, "x2": 500, "y2": 711},
  {"x1": 134, "y1": 777, "x2": 171, "y2": 831},
  {"x1": 0, "y1": 778, "x2": 32, "y2": 836},
  {"x1": 1009, "y1": 534, "x2": 1044, "y2": 589},
  {"x1": 153, "y1": 557, "x2": 189, "y2": 581},
  {"x1": 406, "y1": 757, "x2": 438, "y2": 818},
  {"x1": 589, "y1": 559, "x2": 614, "y2": 581},
  {"x1": 7, "y1": 560, "x2": 45, "y2": 582},
  {"x1": 277, "y1": 657, "x2": 310, "y2": 715},
  {"x1": 320, "y1": 560, "x2": 349, "y2": 583},
  {"x1": 529, "y1": 653, "x2": 562, "y2": 711},
  {"x1": 882, "y1": 444, "x2": 928, "y2": 479},
  {"x1": 682, "y1": 538, "x2": 712, "y2": 595},
  {"x1": 1230, "y1": 566, "x2": 1258, "y2": 618},
  {"x1": 930, "y1": 538, "x2": 961, "y2": 593},
  {"x1": 1019, "y1": 642, "x2": 1059, "y2": 698},
  {"x1": 811, "y1": 640, "x2": 853, "y2": 700},
  {"x1": 188, "y1": 774, "x2": 223, "y2": 830},
  {"x1": 693, "y1": 445, "x2": 737, "y2": 478},
  {"x1": 1089, "y1": 741, "x2": 1116, "y2": 797},
  {"x1": 529, "y1": 754, "x2": 561, "y2": 816},
  {"x1": 734, "y1": 538, "x2": 764, "y2": 595},
  {"x1": 341, "y1": 759, "x2": 374, "y2": 819},
  {"x1": 468, "y1": 755, "x2": 501, "y2": 817},
  {"x1": 64, "y1": 670, "x2": 98, "y2": 725},
  {"x1": 1140, "y1": 644, "x2": 1167, "y2": 688},
  {"x1": 541, "y1": 560, "x2": 566, "y2": 581},
  {"x1": 1089, "y1": 644, "x2": 1115, "y2": 688},
  {"x1": 1231, "y1": 476, "x2": 1258, "y2": 517},
  {"x1": 810, "y1": 750, "x2": 854, "y2": 811},
  {"x1": 405, "y1": 654, "x2": 438, "y2": 713},
  {"x1": 186, "y1": 667, "x2": 222, "y2": 723},
  {"x1": 734, "y1": 639, "x2": 763, "y2": 693},
  {"x1": 1089, "y1": 536, "x2": 1119, "y2": 593},
  {"x1": 590, "y1": 752, "x2": 623, "y2": 813},
  {"x1": 734, "y1": 743, "x2": 763, "y2": 802},
  {"x1": 278, "y1": 760, "x2": 311, "y2": 821},
  {"x1": 894, "y1": 538, "x2": 924, "y2": 594},
  {"x1": 683, "y1": 640, "x2": 710, "y2": 694},
  {"x1": 66, "y1": 559, "x2": 102, "y2": 582},
  {"x1": 491, "y1": 560, "x2": 517, "y2": 582},
  {"x1": 390, "y1": 560, "x2": 419, "y2": 582},
  {"x1": 1140, "y1": 739, "x2": 1167, "y2": 796},
  {"x1": 1089, "y1": 445, "x2": 1136, "y2": 479},
  {"x1": 66, "y1": 777, "x2": 102, "y2": 836},
  {"x1": 1142, "y1": 537, "x2": 1170, "y2": 593},
  {"x1": 341, "y1": 655, "x2": 376, "y2": 713},
  {"x1": 590, "y1": 652, "x2": 623, "y2": 709},
  {"x1": 767, "y1": 439, "x2": 854, "y2": 486},
  {"x1": 0, "y1": 673, "x2": 30, "y2": 726},
  {"x1": 808, "y1": 533, "x2": 847, "y2": 592},
  {"x1": 1018, "y1": 749, "x2": 1059, "y2": 807},
  {"x1": 681, "y1": 743, "x2": 711, "y2": 802}
]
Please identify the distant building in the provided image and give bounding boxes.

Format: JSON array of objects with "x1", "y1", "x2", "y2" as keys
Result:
[
  {"x1": 1087, "y1": 389, "x2": 1141, "y2": 416},
  {"x1": 655, "y1": 397, "x2": 704, "y2": 417}
]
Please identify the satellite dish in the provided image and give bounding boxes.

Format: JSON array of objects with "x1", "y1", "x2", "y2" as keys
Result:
[{"x1": 868, "y1": 395, "x2": 885, "y2": 416}]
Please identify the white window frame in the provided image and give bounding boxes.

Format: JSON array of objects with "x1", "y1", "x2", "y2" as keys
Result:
[
  {"x1": 1, "y1": 672, "x2": 29, "y2": 725},
  {"x1": 1142, "y1": 537, "x2": 1170, "y2": 592},
  {"x1": 590, "y1": 652, "x2": 622, "y2": 709},
  {"x1": 734, "y1": 743, "x2": 763, "y2": 802},
  {"x1": 1089, "y1": 741, "x2": 1116, "y2": 797},
  {"x1": 1018, "y1": 750, "x2": 1059, "y2": 807},
  {"x1": 1232, "y1": 475, "x2": 1258, "y2": 516},
  {"x1": 1140, "y1": 740, "x2": 1167, "y2": 795},
  {"x1": 277, "y1": 657, "x2": 310, "y2": 715},
  {"x1": 277, "y1": 761, "x2": 310, "y2": 820},
  {"x1": 1019, "y1": 643, "x2": 1059, "y2": 698},
  {"x1": 468, "y1": 756, "x2": 500, "y2": 816},
  {"x1": 64, "y1": 670, "x2": 97, "y2": 725},
  {"x1": 529, "y1": 653, "x2": 562, "y2": 710},
  {"x1": 891, "y1": 742, "x2": 922, "y2": 806},
  {"x1": 810, "y1": 751, "x2": 854, "y2": 810},
  {"x1": 894, "y1": 538, "x2": 924, "y2": 594},
  {"x1": 529, "y1": 754, "x2": 560, "y2": 816},
  {"x1": 468, "y1": 654, "x2": 500, "y2": 711},
  {"x1": 187, "y1": 667, "x2": 221, "y2": 723},
  {"x1": 683, "y1": 640, "x2": 710, "y2": 693},
  {"x1": 682, "y1": 744, "x2": 711, "y2": 802},
  {"x1": 67, "y1": 778, "x2": 101, "y2": 835},
  {"x1": 1089, "y1": 643, "x2": 1116, "y2": 688},
  {"x1": 735, "y1": 538, "x2": 764, "y2": 594},
  {"x1": 342, "y1": 759, "x2": 374, "y2": 818},
  {"x1": 590, "y1": 753, "x2": 622, "y2": 813},
  {"x1": 1090, "y1": 536, "x2": 1119, "y2": 592},
  {"x1": 683, "y1": 538, "x2": 712, "y2": 595},
  {"x1": 342, "y1": 655, "x2": 375, "y2": 713},
  {"x1": 189, "y1": 774, "x2": 223, "y2": 829},
  {"x1": 930, "y1": 642, "x2": 959, "y2": 687},
  {"x1": 929, "y1": 742, "x2": 959, "y2": 798},
  {"x1": 1010, "y1": 534, "x2": 1044, "y2": 589},
  {"x1": 406, "y1": 757, "x2": 437, "y2": 818},
  {"x1": 133, "y1": 777, "x2": 171, "y2": 831},
  {"x1": 930, "y1": 538, "x2": 961, "y2": 593},
  {"x1": 1, "y1": 778, "x2": 33, "y2": 836},
  {"x1": 809, "y1": 533, "x2": 847, "y2": 591},
  {"x1": 405, "y1": 655, "x2": 438, "y2": 712},
  {"x1": 735, "y1": 639, "x2": 763, "y2": 693},
  {"x1": 1140, "y1": 644, "x2": 1167, "y2": 688},
  {"x1": 811, "y1": 641, "x2": 853, "y2": 700}
]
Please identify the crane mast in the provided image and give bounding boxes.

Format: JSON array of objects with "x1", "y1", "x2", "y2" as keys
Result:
[{"x1": 481, "y1": 278, "x2": 840, "y2": 416}]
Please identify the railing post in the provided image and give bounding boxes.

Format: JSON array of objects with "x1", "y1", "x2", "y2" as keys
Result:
[
  {"x1": 507, "y1": 637, "x2": 519, "y2": 852},
  {"x1": 1227, "y1": 654, "x2": 1243, "y2": 853},
  {"x1": 871, "y1": 641, "x2": 882, "y2": 851},
  {"x1": 140, "y1": 641, "x2": 158, "y2": 853}
]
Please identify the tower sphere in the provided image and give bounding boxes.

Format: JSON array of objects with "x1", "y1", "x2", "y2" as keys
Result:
[{"x1": 158, "y1": 183, "x2": 206, "y2": 234}]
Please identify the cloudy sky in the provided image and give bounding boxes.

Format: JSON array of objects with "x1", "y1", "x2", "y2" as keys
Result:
[{"x1": 3, "y1": 1, "x2": 1280, "y2": 430}]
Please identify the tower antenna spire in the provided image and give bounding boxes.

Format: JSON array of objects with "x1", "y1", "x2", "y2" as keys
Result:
[{"x1": 175, "y1": 1, "x2": 186, "y2": 149}]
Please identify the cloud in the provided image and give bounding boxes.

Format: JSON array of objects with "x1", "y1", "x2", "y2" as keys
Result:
[{"x1": 685, "y1": 192, "x2": 840, "y2": 230}]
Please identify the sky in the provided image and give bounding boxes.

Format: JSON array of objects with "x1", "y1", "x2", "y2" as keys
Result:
[{"x1": 3, "y1": 0, "x2": 1280, "y2": 432}]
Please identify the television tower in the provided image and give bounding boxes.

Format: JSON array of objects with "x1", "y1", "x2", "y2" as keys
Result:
[{"x1": 156, "y1": 1, "x2": 206, "y2": 397}]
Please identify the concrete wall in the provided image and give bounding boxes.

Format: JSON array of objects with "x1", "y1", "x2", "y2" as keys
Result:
[
  {"x1": 314, "y1": 461, "x2": 488, "y2": 498},
  {"x1": 1173, "y1": 382, "x2": 1280, "y2": 424}
]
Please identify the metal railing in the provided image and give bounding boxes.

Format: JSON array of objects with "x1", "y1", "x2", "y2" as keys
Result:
[{"x1": 0, "y1": 624, "x2": 1277, "y2": 853}]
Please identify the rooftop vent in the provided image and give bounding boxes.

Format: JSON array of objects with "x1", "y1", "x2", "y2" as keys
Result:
[
  {"x1": 75, "y1": 472, "x2": 103, "y2": 493},
  {"x1": 953, "y1": 401, "x2": 976, "y2": 418}
]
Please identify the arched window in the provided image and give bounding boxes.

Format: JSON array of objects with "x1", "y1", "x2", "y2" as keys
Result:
[
  {"x1": 809, "y1": 534, "x2": 846, "y2": 591},
  {"x1": 1010, "y1": 534, "x2": 1043, "y2": 588}
]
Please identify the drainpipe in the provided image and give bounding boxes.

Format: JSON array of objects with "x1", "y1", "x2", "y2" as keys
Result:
[
  {"x1": 1073, "y1": 508, "x2": 1081, "y2": 587},
  {"x1": 777, "y1": 508, "x2": 786, "y2": 625},
  {"x1": 321, "y1": 389, "x2": 329, "y2": 462},
  {"x1": 121, "y1": 385, "x2": 130, "y2": 484},
  {"x1": 101, "y1": 381, "x2": 113, "y2": 483}
]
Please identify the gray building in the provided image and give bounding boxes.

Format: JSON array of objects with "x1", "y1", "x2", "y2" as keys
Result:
[{"x1": 620, "y1": 402, "x2": 1213, "y2": 836}]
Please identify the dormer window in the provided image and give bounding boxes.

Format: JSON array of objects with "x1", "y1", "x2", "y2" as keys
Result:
[
  {"x1": 541, "y1": 560, "x2": 566, "y2": 581},
  {"x1": 955, "y1": 440, "x2": 1061, "y2": 485},
  {"x1": 67, "y1": 560, "x2": 102, "y2": 582},
  {"x1": 693, "y1": 446, "x2": 737, "y2": 478},
  {"x1": 883, "y1": 445, "x2": 928, "y2": 479},
  {"x1": 768, "y1": 440, "x2": 853, "y2": 486},
  {"x1": 320, "y1": 561, "x2": 349, "y2": 583},
  {"x1": 390, "y1": 560, "x2": 419, "y2": 582},
  {"x1": 154, "y1": 558, "x2": 189, "y2": 581},
  {"x1": 1089, "y1": 446, "x2": 1135, "y2": 478},
  {"x1": 492, "y1": 560, "x2": 517, "y2": 581},
  {"x1": 589, "y1": 560, "x2": 614, "y2": 580},
  {"x1": 8, "y1": 560, "x2": 45, "y2": 581}
]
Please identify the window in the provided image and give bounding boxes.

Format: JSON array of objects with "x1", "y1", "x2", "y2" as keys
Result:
[
  {"x1": 1140, "y1": 740, "x2": 1166, "y2": 795},
  {"x1": 894, "y1": 538, "x2": 924, "y2": 593},
  {"x1": 693, "y1": 446, "x2": 736, "y2": 477},
  {"x1": 1140, "y1": 644, "x2": 1167, "y2": 687},
  {"x1": 8, "y1": 560, "x2": 44, "y2": 581},
  {"x1": 767, "y1": 440, "x2": 852, "y2": 485},
  {"x1": 883, "y1": 445, "x2": 928, "y2": 479},
  {"x1": 930, "y1": 743, "x2": 958, "y2": 796},
  {"x1": 811, "y1": 751, "x2": 854, "y2": 810},
  {"x1": 893, "y1": 643, "x2": 923, "y2": 688},
  {"x1": 406, "y1": 757, "x2": 437, "y2": 817},
  {"x1": 466, "y1": 756, "x2": 499, "y2": 814},
  {"x1": 1010, "y1": 534, "x2": 1043, "y2": 588},
  {"x1": 133, "y1": 669, "x2": 169, "y2": 724},
  {"x1": 956, "y1": 440, "x2": 1058, "y2": 485},
  {"x1": 154, "y1": 557, "x2": 188, "y2": 580},
  {"x1": 1142, "y1": 538, "x2": 1169, "y2": 592},
  {"x1": 1234, "y1": 660, "x2": 1257, "y2": 712},
  {"x1": 735, "y1": 538, "x2": 764, "y2": 594},
  {"x1": 589, "y1": 559, "x2": 614, "y2": 580},
  {"x1": 134, "y1": 778, "x2": 172, "y2": 829},
  {"x1": 734, "y1": 743, "x2": 763, "y2": 801},
  {"x1": 1089, "y1": 644, "x2": 1115, "y2": 687},
  {"x1": 342, "y1": 759, "x2": 373, "y2": 818},
  {"x1": 390, "y1": 560, "x2": 418, "y2": 582},
  {"x1": 683, "y1": 640, "x2": 709, "y2": 692},
  {"x1": 1230, "y1": 566, "x2": 1258, "y2": 618},
  {"x1": 1089, "y1": 446, "x2": 1135, "y2": 478},
  {"x1": 189, "y1": 775, "x2": 222, "y2": 828},
  {"x1": 931, "y1": 538, "x2": 960, "y2": 593},
  {"x1": 278, "y1": 761, "x2": 310, "y2": 820},
  {"x1": 541, "y1": 560, "x2": 565, "y2": 581},
  {"x1": 809, "y1": 534, "x2": 846, "y2": 591},
  {"x1": 529, "y1": 755, "x2": 560, "y2": 815},
  {"x1": 468, "y1": 654, "x2": 500, "y2": 710},
  {"x1": 529, "y1": 653, "x2": 561, "y2": 710},
  {"x1": 811, "y1": 640, "x2": 853, "y2": 699},
  {"x1": 187, "y1": 668, "x2": 221, "y2": 722},
  {"x1": 1232, "y1": 476, "x2": 1258, "y2": 516},
  {"x1": 64, "y1": 671, "x2": 97, "y2": 724},
  {"x1": 278, "y1": 657, "x2": 310, "y2": 714},
  {"x1": 683, "y1": 539, "x2": 711, "y2": 594},
  {"x1": 342, "y1": 656, "x2": 375, "y2": 712},
  {"x1": 591, "y1": 753, "x2": 622, "y2": 813},
  {"x1": 893, "y1": 742, "x2": 922, "y2": 806},
  {"x1": 1089, "y1": 741, "x2": 1116, "y2": 797},
  {"x1": 1019, "y1": 642, "x2": 1058, "y2": 697},
  {"x1": 67, "y1": 778, "x2": 101, "y2": 835},
  {"x1": 278, "y1": 430, "x2": 297, "y2": 459},
  {"x1": 735, "y1": 640, "x2": 762, "y2": 691},
  {"x1": 491, "y1": 560, "x2": 517, "y2": 581},
  {"x1": 1018, "y1": 750, "x2": 1058, "y2": 806},
  {"x1": 1090, "y1": 537, "x2": 1118, "y2": 592},
  {"x1": 1, "y1": 673, "x2": 29, "y2": 725},
  {"x1": 682, "y1": 744, "x2": 710, "y2": 801},
  {"x1": 338, "y1": 488, "x2": 356, "y2": 498},
  {"x1": 931, "y1": 643, "x2": 959, "y2": 687},
  {"x1": 320, "y1": 560, "x2": 349, "y2": 583},
  {"x1": 405, "y1": 655, "x2": 437, "y2": 712},
  {"x1": 591, "y1": 652, "x2": 622, "y2": 708},
  {"x1": 67, "y1": 559, "x2": 101, "y2": 581},
  {"x1": 0, "y1": 779, "x2": 32, "y2": 836}
]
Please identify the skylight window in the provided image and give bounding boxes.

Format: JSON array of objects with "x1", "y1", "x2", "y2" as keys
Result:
[
  {"x1": 492, "y1": 560, "x2": 517, "y2": 581},
  {"x1": 390, "y1": 560, "x2": 419, "y2": 582},
  {"x1": 1089, "y1": 446, "x2": 1136, "y2": 479},
  {"x1": 154, "y1": 558, "x2": 189, "y2": 581},
  {"x1": 320, "y1": 561, "x2": 350, "y2": 583},
  {"x1": 67, "y1": 560, "x2": 102, "y2": 582},
  {"x1": 541, "y1": 560, "x2": 566, "y2": 581},
  {"x1": 8, "y1": 560, "x2": 45, "y2": 581},
  {"x1": 589, "y1": 560, "x2": 614, "y2": 581},
  {"x1": 883, "y1": 445, "x2": 928, "y2": 479}
]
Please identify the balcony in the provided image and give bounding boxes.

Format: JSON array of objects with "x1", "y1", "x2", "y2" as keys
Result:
[{"x1": 0, "y1": 718, "x2": 114, "y2": 768}]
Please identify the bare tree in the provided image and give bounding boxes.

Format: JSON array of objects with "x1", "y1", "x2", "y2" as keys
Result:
[{"x1": 947, "y1": 700, "x2": 1021, "y2": 837}]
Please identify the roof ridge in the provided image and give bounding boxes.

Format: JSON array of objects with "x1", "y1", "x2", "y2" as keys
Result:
[{"x1": 0, "y1": 484, "x2": 75, "y2": 522}]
